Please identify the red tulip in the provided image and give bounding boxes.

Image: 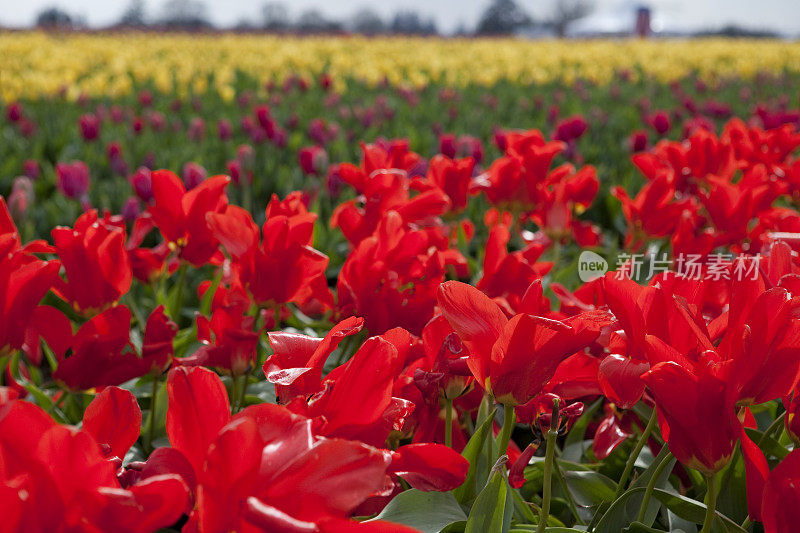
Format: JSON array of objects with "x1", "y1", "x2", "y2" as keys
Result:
[
  {"x1": 641, "y1": 355, "x2": 739, "y2": 475},
  {"x1": 186, "y1": 302, "x2": 261, "y2": 376},
  {"x1": 337, "y1": 211, "x2": 448, "y2": 335},
  {"x1": 412, "y1": 154, "x2": 475, "y2": 212},
  {"x1": 0, "y1": 399, "x2": 188, "y2": 532},
  {"x1": 387, "y1": 443, "x2": 469, "y2": 492},
  {"x1": 0, "y1": 199, "x2": 60, "y2": 354},
  {"x1": 437, "y1": 281, "x2": 601, "y2": 405},
  {"x1": 207, "y1": 199, "x2": 331, "y2": 309},
  {"x1": 148, "y1": 169, "x2": 230, "y2": 266},
  {"x1": 51, "y1": 210, "x2": 132, "y2": 313},
  {"x1": 476, "y1": 225, "x2": 550, "y2": 312},
  {"x1": 265, "y1": 316, "x2": 364, "y2": 402},
  {"x1": 761, "y1": 449, "x2": 800, "y2": 533},
  {"x1": 51, "y1": 305, "x2": 176, "y2": 390}
]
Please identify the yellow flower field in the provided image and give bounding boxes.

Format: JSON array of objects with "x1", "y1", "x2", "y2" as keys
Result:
[{"x1": 2, "y1": 32, "x2": 800, "y2": 100}]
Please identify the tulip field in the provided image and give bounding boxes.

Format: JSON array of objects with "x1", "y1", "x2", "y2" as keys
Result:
[{"x1": 4, "y1": 33, "x2": 800, "y2": 533}]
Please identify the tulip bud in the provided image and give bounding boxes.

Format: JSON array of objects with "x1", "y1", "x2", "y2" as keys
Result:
[
  {"x1": 5, "y1": 102, "x2": 22, "y2": 122},
  {"x1": 110, "y1": 105, "x2": 125, "y2": 123},
  {"x1": 326, "y1": 164, "x2": 344, "y2": 197},
  {"x1": 493, "y1": 129, "x2": 508, "y2": 152},
  {"x1": 319, "y1": 72, "x2": 332, "y2": 90},
  {"x1": 439, "y1": 134, "x2": 456, "y2": 158},
  {"x1": 187, "y1": 117, "x2": 206, "y2": 142},
  {"x1": 226, "y1": 160, "x2": 242, "y2": 184},
  {"x1": 138, "y1": 90, "x2": 153, "y2": 107},
  {"x1": 121, "y1": 197, "x2": 141, "y2": 222},
  {"x1": 272, "y1": 128, "x2": 287, "y2": 148},
  {"x1": 456, "y1": 135, "x2": 483, "y2": 164},
  {"x1": 148, "y1": 111, "x2": 166, "y2": 132},
  {"x1": 649, "y1": 110, "x2": 671, "y2": 135},
  {"x1": 129, "y1": 166, "x2": 153, "y2": 202},
  {"x1": 56, "y1": 161, "x2": 90, "y2": 200},
  {"x1": 79, "y1": 113, "x2": 101, "y2": 141},
  {"x1": 8, "y1": 176, "x2": 33, "y2": 221},
  {"x1": 22, "y1": 159, "x2": 40, "y2": 180},
  {"x1": 298, "y1": 146, "x2": 328, "y2": 176},
  {"x1": 629, "y1": 130, "x2": 648, "y2": 152},
  {"x1": 182, "y1": 162, "x2": 207, "y2": 190},
  {"x1": 132, "y1": 116, "x2": 144, "y2": 135},
  {"x1": 216, "y1": 119, "x2": 233, "y2": 141},
  {"x1": 254, "y1": 105, "x2": 271, "y2": 129},
  {"x1": 19, "y1": 119, "x2": 36, "y2": 137}
]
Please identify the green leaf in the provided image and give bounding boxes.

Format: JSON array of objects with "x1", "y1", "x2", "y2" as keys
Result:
[
  {"x1": 563, "y1": 398, "x2": 603, "y2": 462},
  {"x1": 200, "y1": 267, "x2": 223, "y2": 316},
  {"x1": 440, "y1": 521, "x2": 466, "y2": 533},
  {"x1": 369, "y1": 490, "x2": 467, "y2": 533},
  {"x1": 743, "y1": 428, "x2": 789, "y2": 460},
  {"x1": 141, "y1": 380, "x2": 168, "y2": 443},
  {"x1": 629, "y1": 446, "x2": 677, "y2": 526},
  {"x1": 622, "y1": 522, "x2": 667, "y2": 532},
  {"x1": 465, "y1": 470, "x2": 512, "y2": 533},
  {"x1": 454, "y1": 412, "x2": 495, "y2": 504},
  {"x1": 508, "y1": 524, "x2": 586, "y2": 533},
  {"x1": 564, "y1": 471, "x2": 617, "y2": 507},
  {"x1": 715, "y1": 446, "x2": 749, "y2": 524},
  {"x1": 649, "y1": 489, "x2": 746, "y2": 532},
  {"x1": 591, "y1": 487, "x2": 645, "y2": 532},
  {"x1": 510, "y1": 483, "x2": 539, "y2": 524}
]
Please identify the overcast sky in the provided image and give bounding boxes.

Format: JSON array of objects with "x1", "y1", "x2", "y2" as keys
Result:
[{"x1": 2, "y1": 0, "x2": 799, "y2": 36}]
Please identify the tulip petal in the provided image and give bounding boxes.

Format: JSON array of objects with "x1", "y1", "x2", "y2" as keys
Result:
[
  {"x1": 166, "y1": 366, "x2": 231, "y2": 476},
  {"x1": 83, "y1": 386, "x2": 142, "y2": 459}
]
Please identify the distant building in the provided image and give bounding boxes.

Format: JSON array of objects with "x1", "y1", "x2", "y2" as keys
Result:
[
  {"x1": 636, "y1": 7, "x2": 651, "y2": 37},
  {"x1": 566, "y1": 1, "x2": 654, "y2": 37}
]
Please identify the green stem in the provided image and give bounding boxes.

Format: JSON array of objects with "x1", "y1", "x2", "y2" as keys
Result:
[
  {"x1": 231, "y1": 375, "x2": 240, "y2": 414},
  {"x1": 615, "y1": 406, "x2": 658, "y2": 498},
  {"x1": 700, "y1": 473, "x2": 718, "y2": 533},
  {"x1": 740, "y1": 516, "x2": 752, "y2": 530},
  {"x1": 759, "y1": 411, "x2": 786, "y2": 445},
  {"x1": 555, "y1": 459, "x2": 586, "y2": 525},
  {"x1": 334, "y1": 335, "x2": 354, "y2": 367},
  {"x1": 551, "y1": 240, "x2": 563, "y2": 271},
  {"x1": 42, "y1": 345, "x2": 58, "y2": 373},
  {"x1": 497, "y1": 404, "x2": 515, "y2": 460},
  {"x1": 273, "y1": 305, "x2": 281, "y2": 330},
  {"x1": 242, "y1": 180, "x2": 252, "y2": 214},
  {"x1": 636, "y1": 449, "x2": 674, "y2": 522},
  {"x1": 538, "y1": 398, "x2": 560, "y2": 533},
  {"x1": 486, "y1": 408, "x2": 494, "y2": 470},
  {"x1": 123, "y1": 292, "x2": 147, "y2": 329},
  {"x1": 147, "y1": 377, "x2": 159, "y2": 453},
  {"x1": 168, "y1": 263, "x2": 188, "y2": 321},
  {"x1": 444, "y1": 397, "x2": 453, "y2": 448},
  {"x1": 236, "y1": 373, "x2": 250, "y2": 413}
]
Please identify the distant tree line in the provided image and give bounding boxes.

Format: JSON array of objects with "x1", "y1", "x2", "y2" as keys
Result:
[
  {"x1": 29, "y1": 0, "x2": 780, "y2": 38},
  {"x1": 31, "y1": 0, "x2": 576, "y2": 36},
  {"x1": 32, "y1": 0, "x2": 439, "y2": 35}
]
